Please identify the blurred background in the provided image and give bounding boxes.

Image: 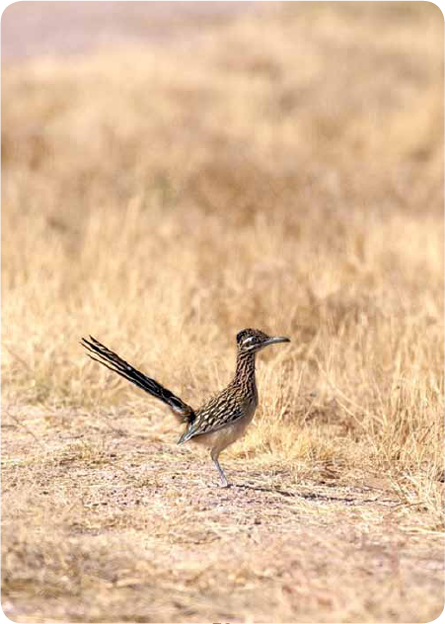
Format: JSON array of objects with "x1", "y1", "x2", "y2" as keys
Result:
[
  {"x1": 2, "y1": 1, "x2": 255, "y2": 59},
  {"x1": 2, "y1": 1, "x2": 443, "y2": 397},
  {"x1": 2, "y1": 0, "x2": 444, "y2": 456}
]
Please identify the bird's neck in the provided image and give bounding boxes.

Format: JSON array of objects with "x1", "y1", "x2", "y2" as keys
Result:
[{"x1": 235, "y1": 351, "x2": 256, "y2": 381}]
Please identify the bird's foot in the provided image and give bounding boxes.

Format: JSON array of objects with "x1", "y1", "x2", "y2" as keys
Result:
[{"x1": 216, "y1": 480, "x2": 231, "y2": 489}]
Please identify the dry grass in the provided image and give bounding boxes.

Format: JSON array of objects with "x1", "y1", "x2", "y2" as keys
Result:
[{"x1": 2, "y1": 2, "x2": 444, "y2": 622}]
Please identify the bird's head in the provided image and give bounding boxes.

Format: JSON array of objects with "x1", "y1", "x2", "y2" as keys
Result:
[{"x1": 236, "y1": 328, "x2": 290, "y2": 355}]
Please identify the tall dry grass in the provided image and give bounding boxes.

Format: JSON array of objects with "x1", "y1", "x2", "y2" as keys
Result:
[
  {"x1": 3, "y1": 2, "x2": 443, "y2": 471},
  {"x1": 1, "y1": 3, "x2": 444, "y2": 621}
]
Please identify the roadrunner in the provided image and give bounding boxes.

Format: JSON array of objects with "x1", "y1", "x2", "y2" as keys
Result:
[{"x1": 81, "y1": 329, "x2": 290, "y2": 487}]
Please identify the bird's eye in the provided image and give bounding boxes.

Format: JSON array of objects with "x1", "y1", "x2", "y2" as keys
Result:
[{"x1": 242, "y1": 336, "x2": 256, "y2": 345}]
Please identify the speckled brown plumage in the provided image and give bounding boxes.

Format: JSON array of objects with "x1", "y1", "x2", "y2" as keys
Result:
[{"x1": 81, "y1": 328, "x2": 290, "y2": 487}]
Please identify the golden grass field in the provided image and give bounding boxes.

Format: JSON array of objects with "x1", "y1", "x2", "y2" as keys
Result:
[{"x1": 2, "y1": 2, "x2": 444, "y2": 622}]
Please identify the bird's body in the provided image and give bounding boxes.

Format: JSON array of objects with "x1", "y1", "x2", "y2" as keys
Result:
[{"x1": 82, "y1": 328, "x2": 290, "y2": 487}]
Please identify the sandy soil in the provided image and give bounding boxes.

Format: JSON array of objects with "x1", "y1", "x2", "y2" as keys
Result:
[{"x1": 2, "y1": 403, "x2": 443, "y2": 623}]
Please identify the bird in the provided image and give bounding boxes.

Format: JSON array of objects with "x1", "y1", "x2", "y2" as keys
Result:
[{"x1": 81, "y1": 328, "x2": 290, "y2": 487}]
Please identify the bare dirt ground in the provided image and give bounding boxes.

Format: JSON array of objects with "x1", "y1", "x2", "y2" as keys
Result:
[
  {"x1": 2, "y1": 403, "x2": 443, "y2": 623},
  {"x1": 2, "y1": 2, "x2": 444, "y2": 622}
]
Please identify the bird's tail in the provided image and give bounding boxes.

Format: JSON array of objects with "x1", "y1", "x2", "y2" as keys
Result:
[{"x1": 81, "y1": 336, "x2": 195, "y2": 424}]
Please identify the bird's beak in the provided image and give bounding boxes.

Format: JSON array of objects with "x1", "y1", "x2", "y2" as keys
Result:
[{"x1": 262, "y1": 336, "x2": 291, "y2": 348}]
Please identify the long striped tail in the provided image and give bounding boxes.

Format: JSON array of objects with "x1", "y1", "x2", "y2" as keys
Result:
[{"x1": 81, "y1": 336, "x2": 195, "y2": 424}]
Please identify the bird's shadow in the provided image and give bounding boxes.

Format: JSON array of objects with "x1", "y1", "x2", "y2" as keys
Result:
[{"x1": 233, "y1": 482, "x2": 379, "y2": 505}]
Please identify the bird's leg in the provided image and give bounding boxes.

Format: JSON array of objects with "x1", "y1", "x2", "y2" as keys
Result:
[{"x1": 213, "y1": 457, "x2": 229, "y2": 488}]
